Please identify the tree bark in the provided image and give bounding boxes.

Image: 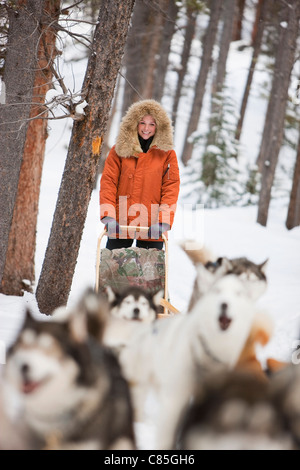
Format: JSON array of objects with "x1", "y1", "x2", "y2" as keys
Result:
[
  {"x1": 256, "y1": 2, "x2": 283, "y2": 172},
  {"x1": 211, "y1": 0, "x2": 236, "y2": 97},
  {"x1": 232, "y1": 0, "x2": 246, "y2": 41},
  {"x1": 1, "y1": 0, "x2": 61, "y2": 297},
  {"x1": 153, "y1": 0, "x2": 178, "y2": 102},
  {"x1": 181, "y1": 0, "x2": 223, "y2": 166},
  {"x1": 202, "y1": 0, "x2": 236, "y2": 185},
  {"x1": 286, "y1": 134, "x2": 300, "y2": 230},
  {"x1": 35, "y1": 0, "x2": 135, "y2": 315},
  {"x1": 171, "y1": 6, "x2": 197, "y2": 124},
  {"x1": 235, "y1": 0, "x2": 269, "y2": 142},
  {"x1": 257, "y1": 1, "x2": 300, "y2": 227},
  {"x1": 0, "y1": 0, "x2": 46, "y2": 285},
  {"x1": 121, "y1": 0, "x2": 158, "y2": 116}
]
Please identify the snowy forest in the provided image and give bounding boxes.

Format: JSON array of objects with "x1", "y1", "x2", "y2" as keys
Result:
[{"x1": 0, "y1": 0, "x2": 300, "y2": 313}]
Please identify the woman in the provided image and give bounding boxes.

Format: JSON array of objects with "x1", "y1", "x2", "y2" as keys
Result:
[{"x1": 100, "y1": 99, "x2": 180, "y2": 250}]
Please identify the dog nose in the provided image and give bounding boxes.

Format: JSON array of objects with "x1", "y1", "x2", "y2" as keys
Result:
[
  {"x1": 221, "y1": 302, "x2": 228, "y2": 313},
  {"x1": 133, "y1": 308, "x2": 140, "y2": 319},
  {"x1": 21, "y1": 363, "x2": 30, "y2": 379},
  {"x1": 218, "y1": 303, "x2": 231, "y2": 331}
]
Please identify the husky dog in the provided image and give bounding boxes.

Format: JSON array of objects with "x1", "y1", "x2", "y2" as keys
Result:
[
  {"x1": 175, "y1": 369, "x2": 295, "y2": 450},
  {"x1": 181, "y1": 243, "x2": 268, "y2": 311},
  {"x1": 105, "y1": 286, "x2": 164, "y2": 323},
  {"x1": 268, "y1": 363, "x2": 300, "y2": 449},
  {"x1": 1, "y1": 306, "x2": 136, "y2": 450},
  {"x1": 108, "y1": 266, "x2": 269, "y2": 449}
]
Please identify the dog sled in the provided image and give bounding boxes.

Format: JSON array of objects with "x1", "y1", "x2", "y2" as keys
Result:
[{"x1": 95, "y1": 225, "x2": 179, "y2": 317}]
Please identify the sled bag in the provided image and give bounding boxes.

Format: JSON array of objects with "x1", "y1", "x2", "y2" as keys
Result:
[{"x1": 98, "y1": 247, "x2": 165, "y2": 294}]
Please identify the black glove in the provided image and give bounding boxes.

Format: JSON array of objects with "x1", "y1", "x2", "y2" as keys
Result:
[
  {"x1": 101, "y1": 217, "x2": 120, "y2": 237},
  {"x1": 148, "y1": 223, "x2": 170, "y2": 239}
]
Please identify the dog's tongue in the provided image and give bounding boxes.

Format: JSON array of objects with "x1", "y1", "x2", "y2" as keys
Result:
[
  {"x1": 22, "y1": 380, "x2": 40, "y2": 394},
  {"x1": 219, "y1": 313, "x2": 232, "y2": 331}
]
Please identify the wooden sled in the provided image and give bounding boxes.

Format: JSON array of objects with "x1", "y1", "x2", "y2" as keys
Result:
[{"x1": 95, "y1": 225, "x2": 179, "y2": 317}]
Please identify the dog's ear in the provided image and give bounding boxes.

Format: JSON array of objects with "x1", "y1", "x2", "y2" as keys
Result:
[
  {"x1": 259, "y1": 258, "x2": 269, "y2": 274},
  {"x1": 217, "y1": 257, "x2": 233, "y2": 275},
  {"x1": 195, "y1": 263, "x2": 217, "y2": 295},
  {"x1": 68, "y1": 288, "x2": 109, "y2": 343},
  {"x1": 179, "y1": 240, "x2": 215, "y2": 266},
  {"x1": 105, "y1": 285, "x2": 117, "y2": 303},
  {"x1": 152, "y1": 289, "x2": 164, "y2": 308}
]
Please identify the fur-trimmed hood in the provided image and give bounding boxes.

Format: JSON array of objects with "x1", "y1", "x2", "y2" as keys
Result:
[{"x1": 115, "y1": 99, "x2": 174, "y2": 158}]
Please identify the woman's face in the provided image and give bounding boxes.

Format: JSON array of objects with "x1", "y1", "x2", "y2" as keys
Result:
[{"x1": 138, "y1": 114, "x2": 156, "y2": 140}]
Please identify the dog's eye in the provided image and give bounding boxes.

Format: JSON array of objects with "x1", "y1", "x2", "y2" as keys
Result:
[
  {"x1": 38, "y1": 333, "x2": 55, "y2": 350},
  {"x1": 21, "y1": 329, "x2": 36, "y2": 345}
]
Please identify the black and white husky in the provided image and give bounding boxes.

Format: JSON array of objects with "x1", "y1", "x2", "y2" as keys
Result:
[
  {"x1": 105, "y1": 286, "x2": 164, "y2": 323},
  {"x1": 1, "y1": 307, "x2": 136, "y2": 450}
]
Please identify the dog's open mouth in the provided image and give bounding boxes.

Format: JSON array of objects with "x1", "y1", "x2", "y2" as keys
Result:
[
  {"x1": 218, "y1": 312, "x2": 232, "y2": 331},
  {"x1": 21, "y1": 378, "x2": 47, "y2": 395}
]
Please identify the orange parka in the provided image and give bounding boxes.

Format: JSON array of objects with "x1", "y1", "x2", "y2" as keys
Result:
[{"x1": 100, "y1": 100, "x2": 180, "y2": 240}]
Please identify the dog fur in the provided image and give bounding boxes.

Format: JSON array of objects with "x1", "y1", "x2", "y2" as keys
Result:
[
  {"x1": 1, "y1": 306, "x2": 136, "y2": 450},
  {"x1": 235, "y1": 311, "x2": 274, "y2": 380},
  {"x1": 102, "y1": 267, "x2": 268, "y2": 449},
  {"x1": 105, "y1": 286, "x2": 164, "y2": 323},
  {"x1": 175, "y1": 369, "x2": 295, "y2": 450},
  {"x1": 180, "y1": 242, "x2": 268, "y2": 311}
]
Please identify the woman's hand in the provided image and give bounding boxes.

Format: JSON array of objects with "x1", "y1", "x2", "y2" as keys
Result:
[
  {"x1": 101, "y1": 217, "x2": 120, "y2": 237},
  {"x1": 148, "y1": 223, "x2": 170, "y2": 239}
]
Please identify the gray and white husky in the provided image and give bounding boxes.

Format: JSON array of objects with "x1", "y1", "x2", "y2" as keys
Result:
[
  {"x1": 1, "y1": 307, "x2": 136, "y2": 450},
  {"x1": 181, "y1": 243, "x2": 268, "y2": 311}
]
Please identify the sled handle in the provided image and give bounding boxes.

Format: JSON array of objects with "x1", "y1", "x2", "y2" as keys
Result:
[{"x1": 95, "y1": 225, "x2": 169, "y2": 315}]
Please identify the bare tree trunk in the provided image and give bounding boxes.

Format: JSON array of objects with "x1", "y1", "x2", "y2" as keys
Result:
[
  {"x1": 0, "y1": 0, "x2": 46, "y2": 285},
  {"x1": 232, "y1": 0, "x2": 246, "y2": 41},
  {"x1": 211, "y1": 0, "x2": 236, "y2": 97},
  {"x1": 0, "y1": 0, "x2": 61, "y2": 297},
  {"x1": 171, "y1": 6, "x2": 197, "y2": 123},
  {"x1": 286, "y1": 134, "x2": 300, "y2": 230},
  {"x1": 36, "y1": 0, "x2": 135, "y2": 315},
  {"x1": 251, "y1": 0, "x2": 263, "y2": 46},
  {"x1": 202, "y1": 0, "x2": 236, "y2": 184},
  {"x1": 181, "y1": 0, "x2": 223, "y2": 166},
  {"x1": 121, "y1": 0, "x2": 157, "y2": 115},
  {"x1": 257, "y1": 1, "x2": 300, "y2": 227},
  {"x1": 256, "y1": 2, "x2": 282, "y2": 172},
  {"x1": 235, "y1": 0, "x2": 269, "y2": 142},
  {"x1": 153, "y1": 0, "x2": 178, "y2": 102}
]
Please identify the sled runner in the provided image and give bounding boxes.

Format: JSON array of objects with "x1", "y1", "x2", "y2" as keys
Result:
[{"x1": 95, "y1": 225, "x2": 179, "y2": 317}]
